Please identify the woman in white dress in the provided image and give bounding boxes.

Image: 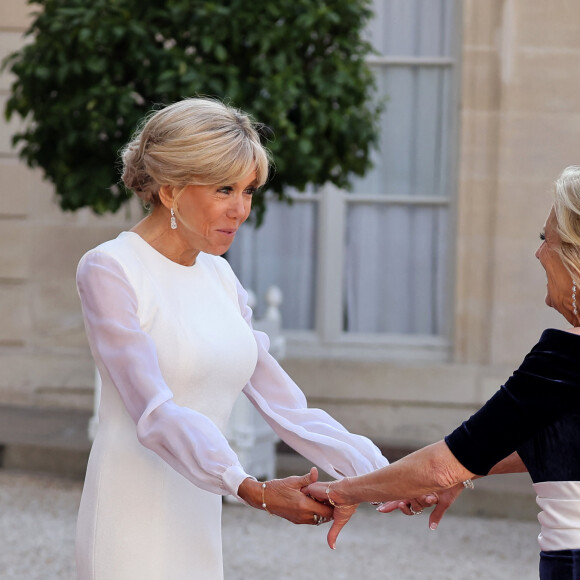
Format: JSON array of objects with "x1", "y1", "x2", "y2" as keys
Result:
[{"x1": 75, "y1": 97, "x2": 388, "y2": 579}]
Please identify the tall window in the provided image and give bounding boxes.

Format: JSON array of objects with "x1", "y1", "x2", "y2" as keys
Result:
[{"x1": 228, "y1": 0, "x2": 459, "y2": 360}]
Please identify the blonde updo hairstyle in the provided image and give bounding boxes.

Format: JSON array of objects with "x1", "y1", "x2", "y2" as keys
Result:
[
  {"x1": 121, "y1": 97, "x2": 270, "y2": 206},
  {"x1": 553, "y1": 165, "x2": 580, "y2": 283}
]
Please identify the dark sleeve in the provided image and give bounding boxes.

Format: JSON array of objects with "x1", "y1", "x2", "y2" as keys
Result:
[{"x1": 445, "y1": 329, "x2": 580, "y2": 475}]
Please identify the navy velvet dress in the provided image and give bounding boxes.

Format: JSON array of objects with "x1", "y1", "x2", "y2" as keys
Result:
[{"x1": 446, "y1": 329, "x2": 580, "y2": 579}]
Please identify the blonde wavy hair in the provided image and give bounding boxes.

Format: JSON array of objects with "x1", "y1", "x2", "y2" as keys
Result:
[
  {"x1": 121, "y1": 97, "x2": 271, "y2": 205},
  {"x1": 553, "y1": 165, "x2": 580, "y2": 283}
]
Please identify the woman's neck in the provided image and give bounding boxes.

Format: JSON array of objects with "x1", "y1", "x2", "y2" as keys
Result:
[{"x1": 130, "y1": 208, "x2": 199, "y2": 267}]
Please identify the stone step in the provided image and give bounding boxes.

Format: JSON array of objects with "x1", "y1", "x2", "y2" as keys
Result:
[{"x1": 0, "y1": 404, "x2": 91, "y2": 479}]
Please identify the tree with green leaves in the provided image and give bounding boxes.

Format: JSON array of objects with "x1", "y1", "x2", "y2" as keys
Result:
[{"x1": 4, "y1": 0, "x2": 382, "y2": 222}]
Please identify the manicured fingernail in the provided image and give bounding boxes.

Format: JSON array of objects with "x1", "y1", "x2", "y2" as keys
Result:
[{"x1": 430, "y1": 523, "x2": 438, "y2": 530}]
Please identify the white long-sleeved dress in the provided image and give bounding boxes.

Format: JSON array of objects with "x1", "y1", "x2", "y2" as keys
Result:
[{"x1": 75, "y1": 231, "x2": 388, "y2": 579}]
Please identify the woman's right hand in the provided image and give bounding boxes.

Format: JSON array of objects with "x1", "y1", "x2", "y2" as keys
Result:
[{"x1": 238, "y1": 467, "x2": 334, "y2": 525}]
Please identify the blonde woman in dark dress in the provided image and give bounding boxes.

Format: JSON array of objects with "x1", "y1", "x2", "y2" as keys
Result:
[{"x1": 306, "y1": 165, "x2": 580, "y2": 580}]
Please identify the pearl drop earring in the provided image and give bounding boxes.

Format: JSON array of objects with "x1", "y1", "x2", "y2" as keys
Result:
[{"x1": 170, "y1": 208, "x2": 177, "y2": 230}]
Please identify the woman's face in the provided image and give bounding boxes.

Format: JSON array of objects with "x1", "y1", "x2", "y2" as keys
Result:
[
  {"x1": 536, "y1": 207, "x2": 575, "y2": 323},
  {"x1": 173, "y1": 170, "x2": 258, "y2": 257}
]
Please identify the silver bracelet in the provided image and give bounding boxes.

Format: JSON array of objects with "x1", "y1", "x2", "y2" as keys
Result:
[{"x1": 462, "y1": 479, "x2": 475, "y2": 490}]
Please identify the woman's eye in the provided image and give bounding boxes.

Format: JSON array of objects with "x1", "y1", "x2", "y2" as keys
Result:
[
  {"x1": 216, "y1": 185, "x2": 257, "y2": 195},
  {"x1": 539, "y1": 231, "x2": 546, "y2": 241}
]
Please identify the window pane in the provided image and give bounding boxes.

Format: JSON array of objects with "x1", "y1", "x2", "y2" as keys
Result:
[
  {"x1": 227, "y1": 201, "x2": 318, "y2": 330},
  {"x1": 367, "y1": 0, "x2": 455, "y2": 57},
  {"x1": 351, "y1": 66, "x2": 453, "y2": 197},
  {"x1": 344, "y1": 204, "x2": 448, "y2": 334}
]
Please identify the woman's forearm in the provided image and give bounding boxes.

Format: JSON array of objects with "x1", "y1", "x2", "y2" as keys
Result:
[
  {"x1": 487, "y1": 452, "x2": 527, "y2": 475},
  {"x1": 329, "y1": 440, "x2": 475, "y2": 505}
]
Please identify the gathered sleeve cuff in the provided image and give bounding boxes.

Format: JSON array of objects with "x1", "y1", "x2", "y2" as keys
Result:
[
  {"x1": 235, "y1": 279, "x2": 389, "y2": 478},
  {"x1": 77, "y1": 251, "x2": 252, "y2": 501},
  {"x1": 445, "y1": 329, "x2": 580, "y2": 475}
]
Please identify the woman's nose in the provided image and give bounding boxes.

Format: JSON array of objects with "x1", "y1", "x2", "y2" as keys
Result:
[{"x1": 227, "y1": 194, "x2": 247, "y2": 218}]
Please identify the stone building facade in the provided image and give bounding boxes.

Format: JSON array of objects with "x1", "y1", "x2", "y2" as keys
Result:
[{"x1": 0, "y1": 0, "x2": 578, "y2": 451}]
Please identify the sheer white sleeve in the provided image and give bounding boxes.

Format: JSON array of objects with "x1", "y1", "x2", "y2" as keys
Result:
[
  {"x1": 237, "y1": 280, "x2": 389, "y2": 478},
  {"x1": 76, "y1": 251, "x2": 252, "y2": 500}
]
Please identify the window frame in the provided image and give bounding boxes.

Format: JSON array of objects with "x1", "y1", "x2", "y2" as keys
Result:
[{"x1": 281, "y1": 3, "x2": 463, "y2": 362}]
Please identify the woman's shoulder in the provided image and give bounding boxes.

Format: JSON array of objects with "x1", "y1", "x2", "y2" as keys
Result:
[
  {"x1": 77, "y1": 233, "x2": 140, "y2": 284},
  {"x1": 79, "y1": 232, "x2": 132, "y2": 263},
  {"x1": 532, "y1": 328, "x2": 580, "y2": 360},
  {"x1": 539, "y1": 327, "x2": 580, "y2": 340}
]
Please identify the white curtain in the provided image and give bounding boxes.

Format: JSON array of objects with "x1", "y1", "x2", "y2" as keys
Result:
[
  {"x1": 227, "y1": 200, "x2": 317, "y2": 331},
  {"x1": 344, "y1": 204, "x2": 447, "y2": 334},
  {"x1": 344, "y1": 0, "x2": 455, "y2": 334},
  {"x1": 368, "y1": 0, "x2": 454, "y2": 57}
]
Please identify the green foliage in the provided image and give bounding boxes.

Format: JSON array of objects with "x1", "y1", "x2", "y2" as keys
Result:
[{"x1": 4, "y1": 0, "x2": 382, "y2": 222}]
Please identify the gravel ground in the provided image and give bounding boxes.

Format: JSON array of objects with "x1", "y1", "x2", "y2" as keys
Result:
[{"x1": 0, "y1": 470, "x2": 542, "y2": 579}]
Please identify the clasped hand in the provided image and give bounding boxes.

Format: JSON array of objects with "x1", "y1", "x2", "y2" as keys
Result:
[
  {"x1": 303, "y1": 479, "x2": 465, "y2": 548},
  {"x1": 301, "y1": 479, "x2": 358, "y2": 550},
  {"x1": 377, "y1": 483, "x2": 465, "y2": 531},
  {"x1": 240, "y1": 469, "x2": 462, "y2": 550},
  {"x1": 238, "y1": 467, "x2": 334, "y2": 526}
]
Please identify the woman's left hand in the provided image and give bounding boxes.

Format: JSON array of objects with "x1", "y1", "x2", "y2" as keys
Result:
[
  {"x1": 377, "y1": 494, "x2": 438, "y2": 516},
  {"x1": 377, "y1": 483, "x2": 465, "y2": 530}
]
